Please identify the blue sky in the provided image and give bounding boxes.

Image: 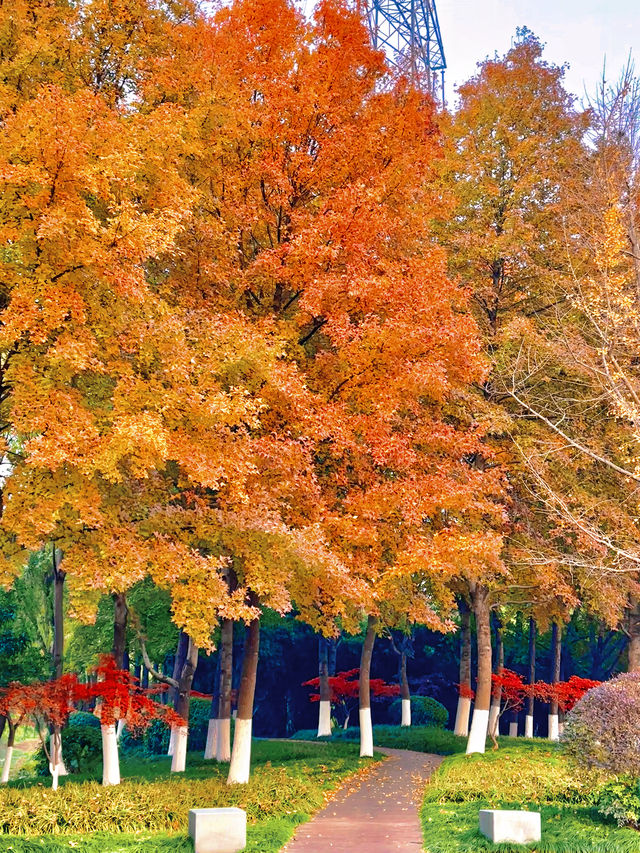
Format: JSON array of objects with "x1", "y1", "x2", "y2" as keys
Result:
[{"x1": 437, "y1": 0, "x2": 639, "y2": 104}]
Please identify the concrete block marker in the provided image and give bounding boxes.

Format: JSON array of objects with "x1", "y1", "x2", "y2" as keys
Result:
[
  {"x1": 479, "y1": 809, "x2": 541, "y2": 844},
  {"x1": 188, "y1": 808, "x2": 247, "y2": 853}
]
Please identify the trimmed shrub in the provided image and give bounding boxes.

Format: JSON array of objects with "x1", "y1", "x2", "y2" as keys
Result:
[
  {"x1": 563, "y1": 671, "x2": 640, "y2": 775},
  {"x1": 186, "y1": 698, "x2": 211, "y2": 751},
  {"x1": 595, "y1": 777, "x2": 640, "y2": 829},
  {"x1": 389, "y1": 695, "x2": 448, "y2": 728},
  {"x1": 67, "y1": 711, "x2": 101, "y2": 729},
  {"x1": 35, "y1": 726, "x2": 103, "y2": 776},
  {"x1": 291, "y1": 724, "x2": 465, "y2": 754},
  {"x1": 121, "y1": 697, "x2": 211, "y2": 755}
]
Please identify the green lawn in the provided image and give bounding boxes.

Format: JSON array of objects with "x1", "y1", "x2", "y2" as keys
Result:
[
  {"x1": 0, "y1": 740, "x2": 380, "y2": 852},
  {"x1": 421, "y1": 739, "x2": 640, "y2": 852},
  {"x1": 3, "y1": 729, "x2": 637, "y2": 852},
  {"x1": 291, "y1": 724, "x2": 468, "y2": 755}
]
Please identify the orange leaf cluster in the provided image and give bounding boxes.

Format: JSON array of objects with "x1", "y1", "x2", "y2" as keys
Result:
[{"x1": 0, "y1": 0, "x2": 505, "y2": 644}]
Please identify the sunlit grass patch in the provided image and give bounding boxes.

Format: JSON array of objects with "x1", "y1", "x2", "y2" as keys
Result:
[
  {"x1": 0, "y1": 740, "x2": 379, "y2": 852},
  {"x1": 421, "y1": 739, "x2": 639, "y2": 852}
]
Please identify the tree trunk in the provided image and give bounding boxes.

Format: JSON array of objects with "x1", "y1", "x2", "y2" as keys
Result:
[
  {"x1": 627, "y1": 599, "x2": 640, "y2": 671},
  {"x1": 466, "y1": 584, "x2": 491, "y2": 754},
  {"x1": 488, "y1": 611, "x2": 503, "y2": 738},
  {"x1": 358, "y1": 614, "x2": 377, "y2": 758},
  {"x1": 525, "y1": 617, "x2": 536, "y2": 738},
  {"x1": 548, "y1": 622, "x2": 562, "y2": 741},
  {"x1": 204, "y1": 648, "x2": 222, "y2": 760},
  {"x1": 216, "y1": 619, "x2": 233, "y2": 762},
  {"x1": 454, "y1": 599, "x2": 472, "y2": 737},
  {"x1": 50, "y1": 727, "x2": 63, "y2": 790},
  {"x1": 167, "y1": 631, "x2": 189, "y2": 756},
  {"x1": 112, "y1": 592, "x2": 128, "y2": 744},
  {"x1": 0, "y1": 719, "x2": 15, "y2": 784},
  {"x1": 328, "y1": 635, "x2": 338, "y2": 676},
  {"x1": 51, "y1": 546, "x2": 67, "y2": 781},
  {"x1": 101, "y1": 724, "x2": 120, "y2": 786},
  {"x1": 52, "y1": 549, "x2": 64, "y2": 680},
  {"x1": 509, "y1": 696, "x2": 519, "y2": 737},
  {"x1": 170, "y1": 635, "x2": 199, "y2": 773},
  {"x1": 227, "y1": 616, "x2": 260, "y2": 785},
  {"x1": 400, "y1": 650, "x2": 411, "y2": 726},
  {"x1": 317, "y1": 636, "x2": 332, "y2": 737}
]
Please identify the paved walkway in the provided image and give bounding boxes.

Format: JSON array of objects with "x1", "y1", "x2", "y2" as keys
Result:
[{"x1": 283, "y1": 747, "x2": 442, "y2": 852}]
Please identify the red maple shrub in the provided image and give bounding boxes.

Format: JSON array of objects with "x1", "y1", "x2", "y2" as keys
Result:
[
  {"x1": 457, "y1": 682, "x2": 475, "y2": 700},
  {"x1": 83, "y1": 656, "x2": 185, "y2": 734},
  {"x1": 532, "y1": 675, "x2": 600, "y2": 712},
  {"x1": 491, "y1": 668, "x2": 527, "y2": 714},
  {"x1": 302, "y1": 669, "x2": 400, "y2": 727}
]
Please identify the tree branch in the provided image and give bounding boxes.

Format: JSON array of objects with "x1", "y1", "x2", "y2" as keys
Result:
[
  {"x1": 299, "y1": 317, "x2": 327, "y2": 346},
  {"x1": 506, "y1": 388, "x2": 640, "y2": 483},
  {"x1": 130, "y1": 612, "x2": 178, "y2": 689}
]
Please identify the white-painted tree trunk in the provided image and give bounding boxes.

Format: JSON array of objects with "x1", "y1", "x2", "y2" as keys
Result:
[
  {"x1": 343, "y1": 712, "x2": 350, "y2": 730},
  {"x1": 216, "y1": 717, "x2": 231, "y2": 762},
  {"x1": 359, "y1": 707, "x2": 374, "y2": 757},
  {"x1": 204, "y1": 718, "x2": 218, "y2": 759},
  {"x1": 167, "y1": 725, "x2": 177, "y2": 756},
  {"x1": 51, "y1": 765, "x2": 59, "y2": 791},
  {"x1": 401, "y1": 698, "x2": 411, "y2": 727},
  {"x1": 509, "y1": 721, "x2": 518, "y2": 738},
  {"x1": 170, "y1": 726, "x2": 188, "y2": 773},
  {"x1": 49, "y1": 730, "x2": 67, "y2": 783},
  {"x1": 466, "y1": 707, "x2": 489, "y2": 754},
  {"x1": 227, "y1": 719, "x2": 252, "y2": 784},
  {"x1": 116, "y1": 719, "x2": 125, "y2": 742},
  {"x1": 548, "y1": 713, "x2": 559, "y2": 741},
  {"x1": 525, "y1": 714, "x2": 534, "y2": 738},
  {"x1": 488, "y1": 702, "x2": 500, "y2": 737},
  {"x1": 454, "y1": 696, "x2": 472, "y2": 737},
  {"x1": 101, "y1": 724, "x2": 121, "y2": 786},
  {"x1": 0, "y1": 746, "x2": 13, "y2": 784},
  {"x1": 317, "y1": 700, "x2": 332, "y2": 737}
]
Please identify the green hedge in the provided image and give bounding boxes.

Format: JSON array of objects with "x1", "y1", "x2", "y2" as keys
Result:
[
  {"x1": 68, "y1": 712, "x2": 101, "y2": 729},
  {"x1": 389, "y1": 695, "x2": 448, "y2": 728},
  {"x1": 34, "y1": 726, "x2": 103, "y2": 776}
]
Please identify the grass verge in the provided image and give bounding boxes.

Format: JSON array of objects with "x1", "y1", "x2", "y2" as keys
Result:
[
  {"x1": 421, "y1": 739, "x2": 640, "y2": 852},
  {"x1": 0, "y1": 740, "x2": 380, "y2": 852}
]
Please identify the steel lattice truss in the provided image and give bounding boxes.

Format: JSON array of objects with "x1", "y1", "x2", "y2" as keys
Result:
[{"x1": 365, "y1": 0, "x2": 446, "y2": 97}]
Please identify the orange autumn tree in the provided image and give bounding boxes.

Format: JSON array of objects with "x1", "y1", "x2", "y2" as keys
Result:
[
  {"x1": 0, "y1": 0, "x2": 264, "y2": 723},
  {"x1": 0, "y1": 0, "x2": 341, "y2": 780},
  {"x1": 0, "y1": 0, "x2": 505, "y2": 787},
  {"x1": 435, "y1": 30, "x2": 639, "y2": 753},
  {"x1": 146, "y1": 0, "x2": 505, "y2": 770},
  {"x1": 0, "y1": 0, "x2": 350, "y2": 779}
]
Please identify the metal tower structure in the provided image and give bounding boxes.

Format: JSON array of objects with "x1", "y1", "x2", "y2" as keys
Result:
[{"x1": 365, "y1": 0, "x2": 446, "y2": 104}]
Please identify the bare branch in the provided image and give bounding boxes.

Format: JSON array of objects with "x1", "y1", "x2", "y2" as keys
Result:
[
  {"x1": 506, "y1": 387, "x2": 640, "y2": 483},
  {"x1": 130, "y1": 612, "x2": 178, "y2": 689}
]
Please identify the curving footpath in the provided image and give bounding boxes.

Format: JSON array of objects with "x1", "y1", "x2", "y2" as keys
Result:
[{"x1": 283, "y1": 747, "x2": 443, "y2": 852}]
